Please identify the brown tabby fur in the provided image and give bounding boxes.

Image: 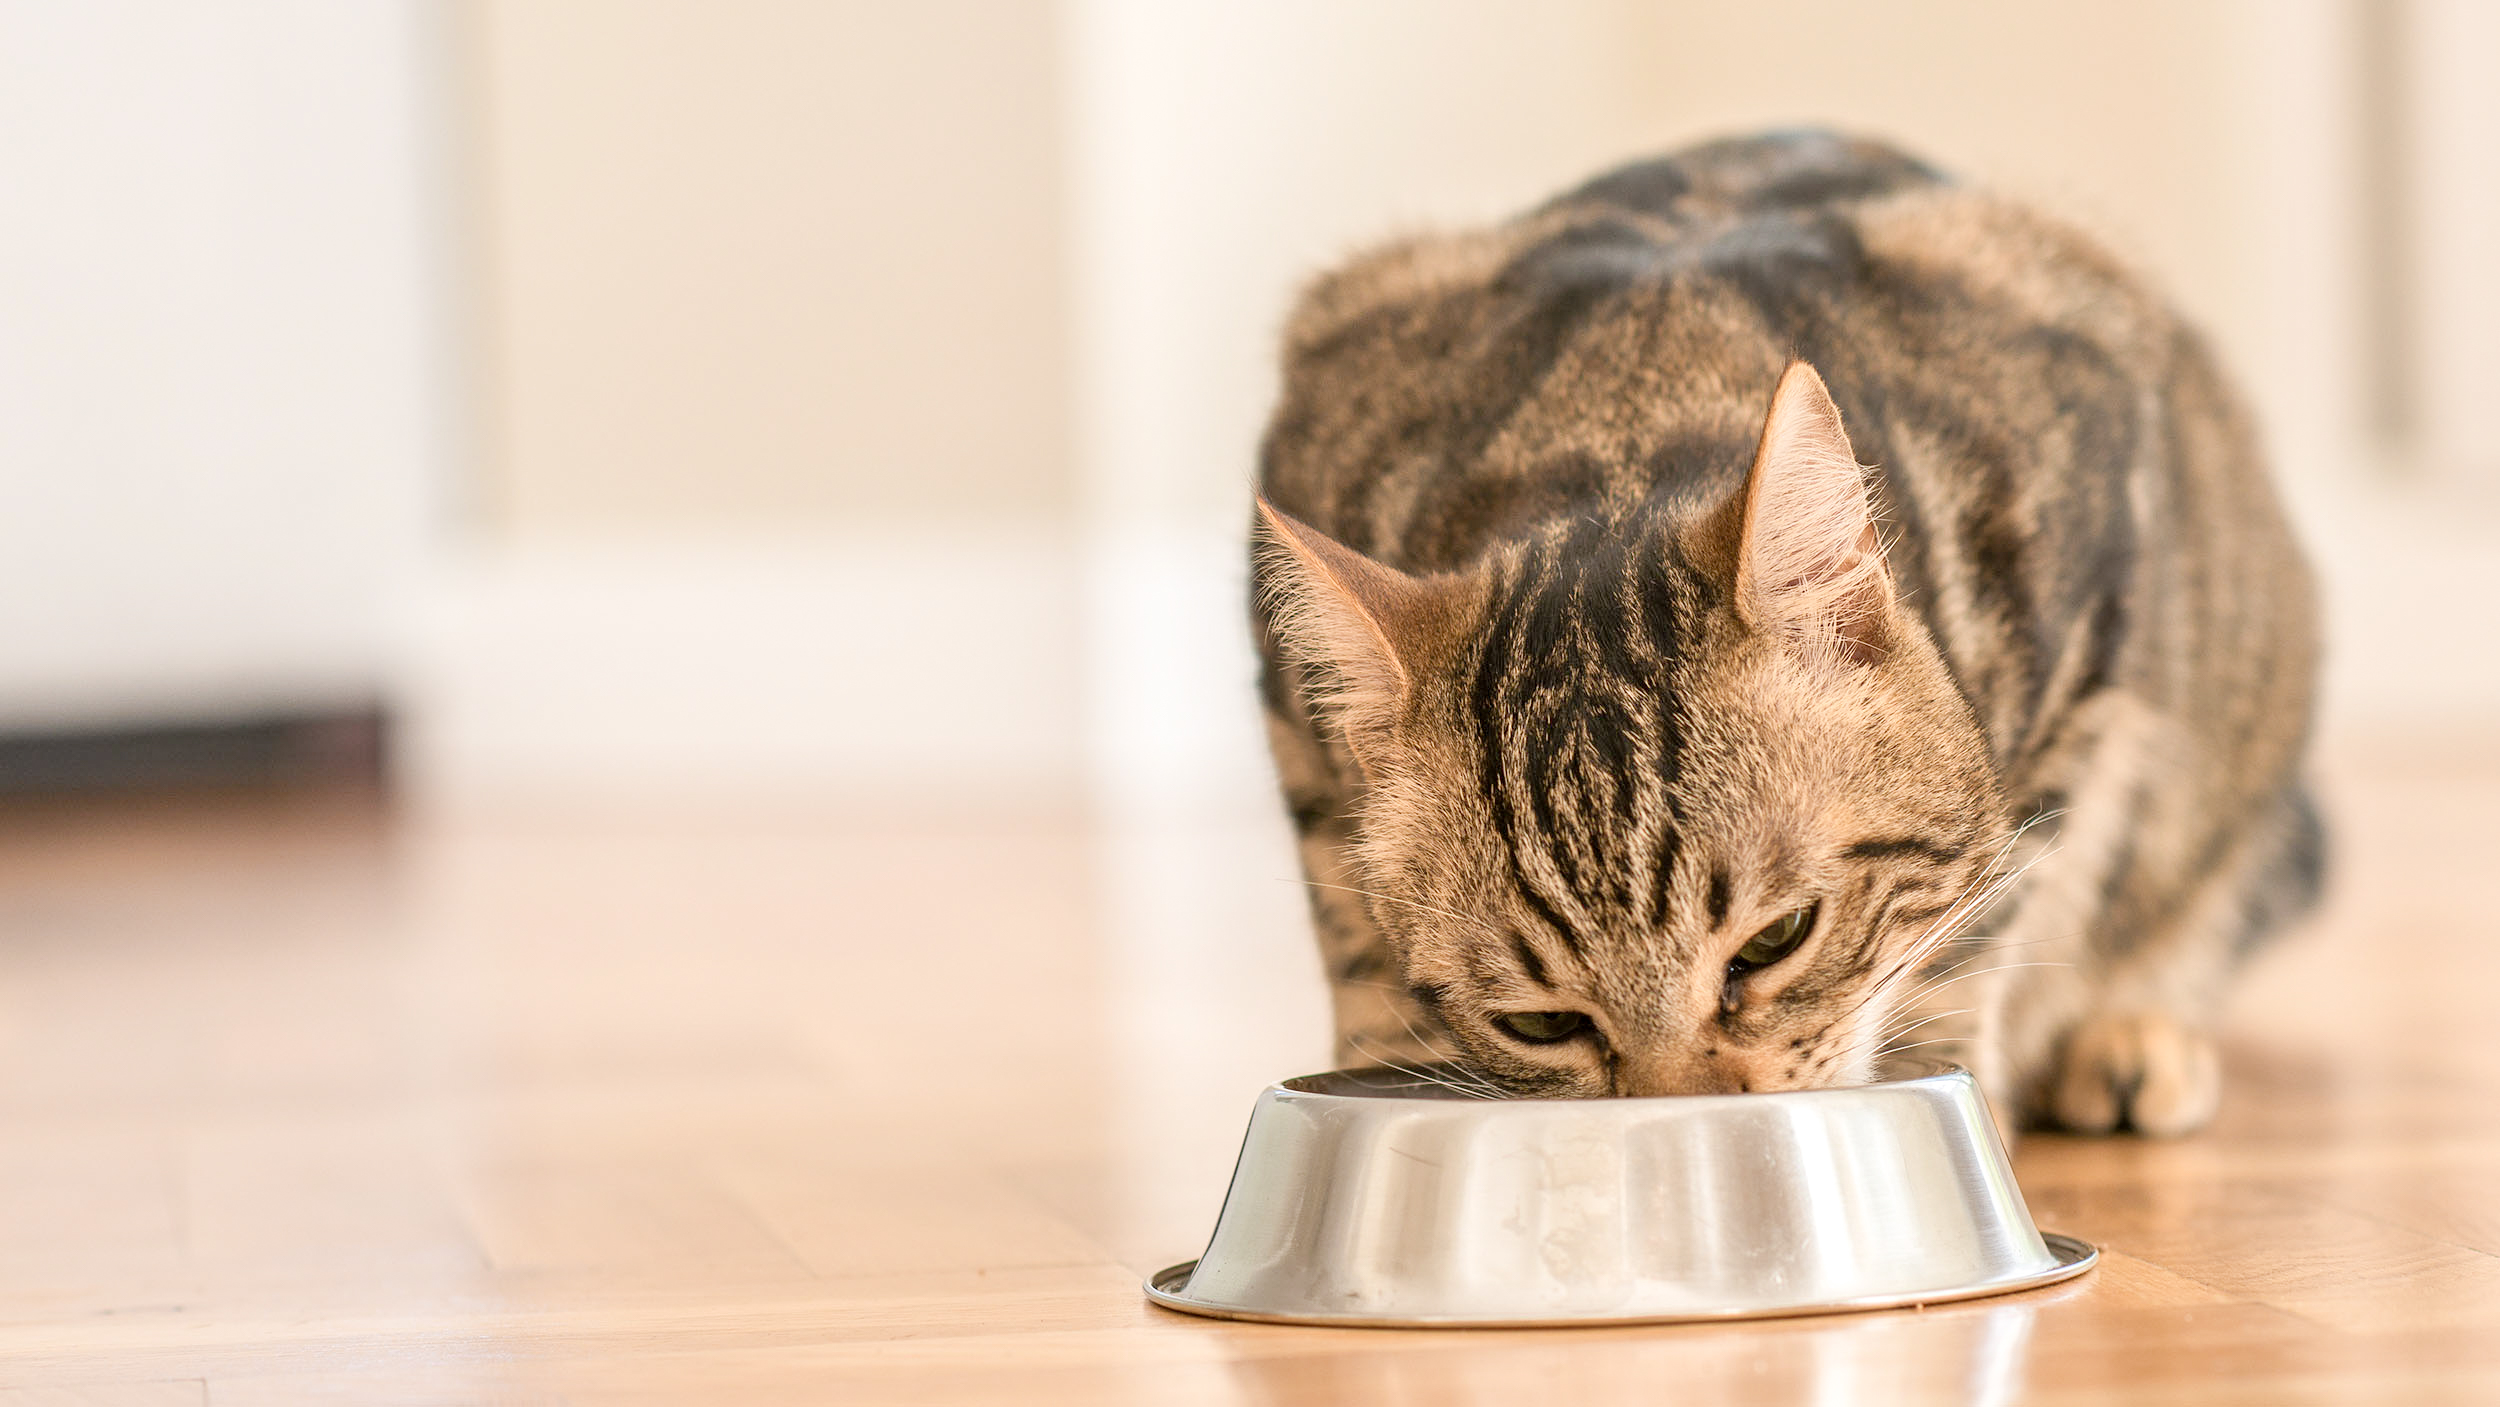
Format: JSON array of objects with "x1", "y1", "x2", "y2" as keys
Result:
[{"x1": 1249, "y1": 132, "x2": 2322, "y2": 1134}]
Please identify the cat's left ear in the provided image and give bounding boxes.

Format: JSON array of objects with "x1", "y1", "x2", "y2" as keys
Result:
[
  {"x1": 1256, "y1": 498, "x2": 1470, "y2": 771},
  {"x1": 1734, "y1": 361, "x2": 1898, "y2": 665}
]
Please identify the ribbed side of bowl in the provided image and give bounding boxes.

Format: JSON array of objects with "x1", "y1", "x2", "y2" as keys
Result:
[{"x1": 1175, "y1": 1067, "x2": 2057, "y2": 1322}]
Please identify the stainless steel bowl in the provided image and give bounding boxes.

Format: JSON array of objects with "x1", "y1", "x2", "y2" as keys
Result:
[{"x1": 1146, "y1": 1060, "x2": 2093, "y2": 1327}]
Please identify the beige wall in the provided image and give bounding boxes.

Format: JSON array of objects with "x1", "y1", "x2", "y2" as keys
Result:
[
  {"x1": 467, "y1": 0, "x2": 2357, "y2": 537},
  {"x1": 1611, "y1": 0, "x2": 2358, "y2": 488},
  {"x1": 1064, "y1": 0, "x2": 1670, "y2": 528},
  {"x1": 1614, "y1": 3, "x2": 2253, "y2": 323},
  {"x1": 1069, "y1": 0, "x2": 2358, "y2": 533},
  {"x1": 465, "y1": 0, "x2": 1074, "y2": 533}
]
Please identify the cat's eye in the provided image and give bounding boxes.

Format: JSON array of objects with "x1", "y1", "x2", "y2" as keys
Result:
[
  {"x1": 1496, "y1": 1010, "x2": 1589, "y2": 1044},
  {"x1": 1731, "y1": 904, "x2": 1818, "y2": 972}
]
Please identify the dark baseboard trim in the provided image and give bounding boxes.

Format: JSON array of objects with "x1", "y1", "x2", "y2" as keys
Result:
[{"x1": 0, "y1": 709, "x2": 387, "y2": 796}]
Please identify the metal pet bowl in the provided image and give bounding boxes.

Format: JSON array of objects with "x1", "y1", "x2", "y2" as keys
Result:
[{"x1": 1146, "y1": 1060, "x2": 2093, "y2": 1327}]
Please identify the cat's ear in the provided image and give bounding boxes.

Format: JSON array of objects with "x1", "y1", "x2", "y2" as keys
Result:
[
  {"x1": 1256, "y1": 498, "x2": 1464, "y2": 769},
  {"x1": 1735, "y1": 361, "x2": 1897, "y2": 664}
]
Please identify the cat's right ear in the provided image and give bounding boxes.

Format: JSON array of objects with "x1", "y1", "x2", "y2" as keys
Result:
[{"x1": 1255, "y1": 498, "x2": 1466, "y2": 772}]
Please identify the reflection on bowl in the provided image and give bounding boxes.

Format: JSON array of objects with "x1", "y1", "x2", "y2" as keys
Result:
[{"x1": 1146, "y1": 1060, "x2": 2093, "y2": 1327}]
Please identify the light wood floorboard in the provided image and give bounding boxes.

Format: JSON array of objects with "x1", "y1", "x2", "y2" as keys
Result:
[{"x1": 0, "y1": 736, "x2": 2491, "y2": 1403}]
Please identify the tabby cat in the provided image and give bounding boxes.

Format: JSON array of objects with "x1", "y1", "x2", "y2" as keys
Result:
[{"x1": 1249, "y1": 131, "x2": 2321, "y2": 1135}]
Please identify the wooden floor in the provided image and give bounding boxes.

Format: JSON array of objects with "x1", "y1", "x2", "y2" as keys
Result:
[{"x1": 0, "y1": 734, "x2": 2496, "y2": 1404}]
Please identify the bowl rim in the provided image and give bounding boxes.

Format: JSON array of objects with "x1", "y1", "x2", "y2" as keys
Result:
[{"x1": 1275, "y1": 1054, "x2": 1970, "y2": 1105}]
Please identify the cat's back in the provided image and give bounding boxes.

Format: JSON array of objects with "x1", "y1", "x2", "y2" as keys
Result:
[
  {"x1": 1258, "y1": 130, "x2": 2180, "y2": 575},
  {"x1": 1257, "y1": 129, "x2": 2315, "y2": 792}
]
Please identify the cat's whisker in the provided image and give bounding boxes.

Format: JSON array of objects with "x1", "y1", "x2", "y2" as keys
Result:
[
  {"x1": 1876, "y1": 1005, "x2": 1973, "y2": 1044},
  {"x1": 1829, "y1": 840, "x2": 2060, "y2": 1066},
  {"x1": 1938, "y1": 839, "x2": 2048, "y2": 932},
  {"x1": 1347, "y1": 1034, "x2": 1501, "y2": 1099},
  {"x1": 1887, "y1": 946, "x2": 2016, "y2": 1003},
  {"x1": 1856, "y1": 872, "x2": 2077, "y2": 1039},
  {"x1": 1291, "y1": 878, "x2": 1500, "y2": 939},
  {"x1": 1911, "y1": 818, "x2": 2061, "y2": 948},
  {"x1": 1336, "y1": 976, "x2": 1473, "y2": 1058},
  {"x1": 1324, "y1": 965, "x2": 1510, "y2": 1097},
  {"x1": 1874, "y1": 1034, "x2": 1978, "y2": 1059},
  {"x1": 1346, "y1": 1034, "x2": 1472, "y2": 1090},
  {"x1": 1910, "y1": 929, "x2": 2079, "y2": 985},
  {"x1": 1417, "y1": 1054, "x2": 1509, "y2": 1098},
  {"x1": 1889, "y1": 959, "x2": 2079, "y2": 1016},
  {"x1": 1894, "y1": 844, "x2": 2054, "y2": 970},
  {"x1": 1378, "y1": 1000, "x2": 1504, "y2": 1092},
  {"x1": 2013, "y1": 806, "x2": 2067, "y2": 837}
]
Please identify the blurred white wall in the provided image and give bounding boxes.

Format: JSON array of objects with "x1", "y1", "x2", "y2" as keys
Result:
[
  {"x1": 2403, "y1": 0, "x2": 2500, "y2": 486},
  {"x1": 409, "y1": 0, "x2": 1085, "y2": 806},
  {"x1": 0, "y1": 0, "x2": 446, "y2": 732},
  {"x1": 463, "y1": 0, "x2": 1075, "y2": 531}
]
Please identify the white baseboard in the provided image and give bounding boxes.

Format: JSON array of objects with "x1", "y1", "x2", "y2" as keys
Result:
[
  {"x1": 394, "y1": 527, "x2": 1089, "y2": 810},
  {"x1": 1079, "y1": 519, "x2": 1280, "y2": 820}
]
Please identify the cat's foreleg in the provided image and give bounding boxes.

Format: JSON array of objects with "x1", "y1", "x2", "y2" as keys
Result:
[
  {"x1": 1991, "y1": 681, "x2": 2324, "y2": 1136},
  {"x1": 2045, "y1": 781, "x2": 2324, "y2": 1135},
  {"x1": 1964, "y1": 695, "x2": 2166, "y2": 1130}
]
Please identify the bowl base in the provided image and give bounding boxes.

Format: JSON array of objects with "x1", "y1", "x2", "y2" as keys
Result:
[{"x1": 1144, "y1": 1232, "x2": 2097, "y2": 1329}]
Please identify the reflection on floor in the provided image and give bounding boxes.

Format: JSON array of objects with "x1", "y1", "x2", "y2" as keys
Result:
[{"x1": 0, "y1": 735, "x2": 2493, "y2": 1403}]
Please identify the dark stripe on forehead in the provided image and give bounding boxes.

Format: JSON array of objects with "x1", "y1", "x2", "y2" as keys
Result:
[
  {"x1": 1648, "y1": 821, "x2": 1680, "y2": 930},
  {"x1": 1513, "y1": 722, "x2": 1602, "y2": 951},
  {"x1": 1549, "y1": 132, "x2": 1945, "y2": 224},
  {"x1": 1509, "y1": 932, "x2": 1552, "y2": 989},
  {"x1": 1632, "y1": 535, "x2": 1690, "y2": 927},
  {"x1": 1468, "y1": 560, "x2": 1527, "y2": 778},
  {"x1": 1505, "y1": 217, "x2": 1673, "y2": 289},
  {"x1": 1470, "y1": 555, "x2": 1594, "y2": 957},
  {"x1": 1468, "y1": 557, "x2": 1528, "y2": 822},
  {"x1": 1632, "y1": 534, "x2": 1688, "y2": 668},
  {"x1": 1481, "y1": 521, "x2": 1712, "y2": 936},
  {"x1": 1845, "y1": 836, "x2": 1965, "y2": 864},
  {"x1": 1515, "y1": 879, "x2": 1587, "y2": 959},
  {"x1": 1584, "y1": 705, "x2": 1638, "y2": 826},
  {"x1": 1524, "y1": 711, "x2": 1585, "y2": 899}
]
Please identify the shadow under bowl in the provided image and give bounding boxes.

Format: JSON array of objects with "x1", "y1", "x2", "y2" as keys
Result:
[{"x1": 1146, "y1": 1060, "x2": 2093, "y2": 1327}]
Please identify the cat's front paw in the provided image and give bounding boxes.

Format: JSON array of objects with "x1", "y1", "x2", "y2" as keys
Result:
[{"x1": 2049, "y1": 1010, "x2": 2221, "y2": 1137}]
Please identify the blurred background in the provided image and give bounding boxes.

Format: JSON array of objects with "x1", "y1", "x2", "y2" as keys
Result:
[{"x1": 2, "y1": 0, "x2": 2493, "y2": 819}]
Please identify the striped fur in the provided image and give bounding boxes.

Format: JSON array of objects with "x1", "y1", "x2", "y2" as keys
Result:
[{"x1": 1250, "y1": 132, "x2": 2322, "y2": 1133}]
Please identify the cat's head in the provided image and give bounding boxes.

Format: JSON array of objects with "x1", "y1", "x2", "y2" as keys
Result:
[{"x1": 1260, "y1": 362, "x2": 2011, "y2": 1097}]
